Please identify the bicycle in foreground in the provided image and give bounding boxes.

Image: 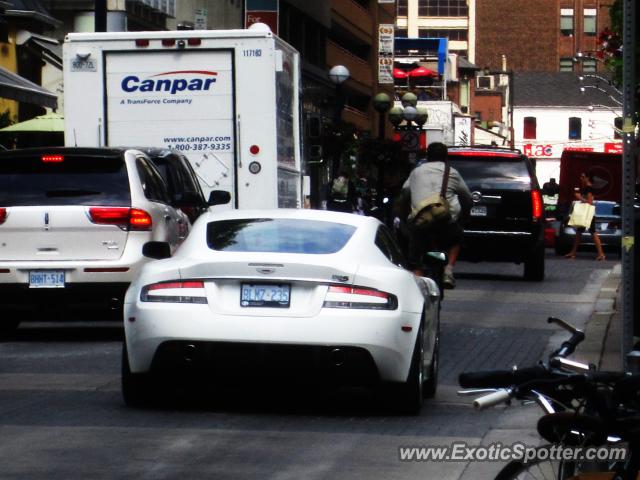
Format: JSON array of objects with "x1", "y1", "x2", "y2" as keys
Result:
[{"x1": 459, "y1": 317, "x2": 640, "y2": 480}]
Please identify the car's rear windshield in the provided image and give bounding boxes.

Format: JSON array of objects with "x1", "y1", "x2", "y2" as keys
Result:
[
  {"x1": 448, "y1": 154, "x2": 533, "y2": 190},
  {"x1": 207, "y1": 218, "x2": 357, "y2": 254},
  {"x1": 0, "y1": 155, "x2": 131, "y2": 206}
]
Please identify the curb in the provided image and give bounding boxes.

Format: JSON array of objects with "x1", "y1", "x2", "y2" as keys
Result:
[{"x1": 580, "y1": 264, "x2": 622, "y2": 370}]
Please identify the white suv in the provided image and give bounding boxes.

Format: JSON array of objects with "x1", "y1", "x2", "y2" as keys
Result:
[{"x1": 0, "y1": 147, "x2": 191, "y2": 328}]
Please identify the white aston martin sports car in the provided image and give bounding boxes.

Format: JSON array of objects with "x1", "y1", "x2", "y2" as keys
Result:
[{"x1": 122, "y1": 209, "x2": 442, "y2": 413}]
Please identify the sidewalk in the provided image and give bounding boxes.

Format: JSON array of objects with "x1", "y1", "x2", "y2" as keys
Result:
[{"x1": 580, "y1": 263, "x2": 623, "y2": 371}]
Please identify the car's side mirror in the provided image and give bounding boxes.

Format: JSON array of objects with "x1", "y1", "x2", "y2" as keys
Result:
[
  {"x1": 142, "y1": 241, "x2": 171, "y2": 259},
  {"x1": 208, "y1": 190, "x2": 231, "y2": 206}
]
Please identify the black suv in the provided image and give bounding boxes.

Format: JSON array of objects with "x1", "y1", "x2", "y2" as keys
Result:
[{"x1": 447, "y1": 147, "x2": 545, "y2": 281}]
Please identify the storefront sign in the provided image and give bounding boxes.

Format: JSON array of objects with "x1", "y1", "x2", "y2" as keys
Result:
[
  {"x1": 604, "y1": 142, "x2": 623, "y2": 153},
  {"x1": 245, "y1": 0, "x2": 278, "y2": 34}
]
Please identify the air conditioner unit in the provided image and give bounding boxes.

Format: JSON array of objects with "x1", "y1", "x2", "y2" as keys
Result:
[{"x1": 476, "y1": 75, "x2": 495, "y2": 90}]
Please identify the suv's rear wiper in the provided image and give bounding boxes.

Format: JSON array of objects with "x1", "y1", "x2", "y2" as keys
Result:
[{"x1": 46, "y1": 189, "x2": 102, "y2": 197}]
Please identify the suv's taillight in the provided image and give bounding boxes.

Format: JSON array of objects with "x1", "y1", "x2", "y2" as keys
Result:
[
  {"x1": 0, "y1": 207, "x2": 6, "y2": 225},
  {"x1": 88, "y1": 207, "x2": 153, "y2": 231},
  {"x1": 323, "y1": 285, "x2": 398, "y2": 310},
  {"x1": 531, "y1": 190, "x2": 543, "y2": 220},
  {"x1": 141, "y1": 281, "x2": 207, "y2": 303}
]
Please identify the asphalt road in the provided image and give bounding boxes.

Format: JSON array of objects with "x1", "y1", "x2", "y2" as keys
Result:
[{"x1": 0, "y1": 251, "x2": 615, "y2": 480}]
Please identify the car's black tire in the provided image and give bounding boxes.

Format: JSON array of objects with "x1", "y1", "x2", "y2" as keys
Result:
[
  {"x1": 423, "y1": 329, "x2": 439, "y2": 399},
  {"x1": 395, "y1": 324, "x2": 425, "y2": 415},
  {"x1": 0, "y1": 318, "x2": 20, "y2": 333},
  {"x1": 121, "y1": 344, "x2": 154, "y2": 408},
  {"x1": 524, "y1": 246, "x2": 545, "y2": 281},
  {"x1": 554, "y1": 233, "x2": 572, "y2": 256}
]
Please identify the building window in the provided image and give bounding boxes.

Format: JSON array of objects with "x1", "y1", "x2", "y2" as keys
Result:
[
  {"x1": 395, "y1": 28, "x2": 408, "y2": 38},
  {"x1": 560, "y1": 58, "x2": 574, "y2": 72},
  {"x1": 523, "y1": 117, "x2": 537, "y2": 140},
  {"x1": 397, "y1": 0, "x2": 408, "y2": 16},
  {"x1": 560, "y1": 8, "x2": 574, "y2": 36},
  {"x1": 614, "y1": 117, "x2": 623, "y2": 139},
  {"x1": 418, "y1": 29, "x2": 468, "y2": 41},
  {"x1": 418, "y1": 0, "x2": 469, "y2": 17},
  {"x1": 582, "y1": 58, "x2": 597, "y2": 72},
  {"x1": 584, "y1": 8, "x2": 597, "y2": 36},
  {"x1": 569, "y1": 117, "x2": 582, "y2": 140}
]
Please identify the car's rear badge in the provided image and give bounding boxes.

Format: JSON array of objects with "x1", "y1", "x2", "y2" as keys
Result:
[
  {"x1": 332, "y1": 275, "x2": 349, "y2": 282},
  {"x1": 471, "y1": 191, "x2": 482, "y2": 203}
]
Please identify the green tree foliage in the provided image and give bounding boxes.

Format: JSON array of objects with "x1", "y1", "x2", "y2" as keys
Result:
[{"x1": 604, "y1": 0, "x2": 639, "y2": 104}]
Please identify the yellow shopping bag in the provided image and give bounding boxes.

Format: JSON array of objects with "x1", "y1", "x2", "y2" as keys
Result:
[{"x1": 567, "y1": 201, "x2": 596, "y2": 229}]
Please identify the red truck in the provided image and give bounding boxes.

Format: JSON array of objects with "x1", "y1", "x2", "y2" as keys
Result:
[{"x1": 557, "y1": 150, "x2": 622, "y2": 212}]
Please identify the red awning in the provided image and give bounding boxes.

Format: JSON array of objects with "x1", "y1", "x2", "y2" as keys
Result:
[
  {"x1": 408, "y1": 66, "x2": 438, "y2": 78},
  {"x1": 393, "y1": 68, "x2": 408, "y2": 79}
]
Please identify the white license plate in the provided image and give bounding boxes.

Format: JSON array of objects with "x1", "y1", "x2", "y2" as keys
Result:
[
  {"x1": 241, "y1": 283, "x2": 290, "y2": 308},
  {"x1": 29, "y1": 270, "x2": 65, "y2": 288},
  {"x1": 471, "y1": 205, "x2": 487, "y2": 216}
]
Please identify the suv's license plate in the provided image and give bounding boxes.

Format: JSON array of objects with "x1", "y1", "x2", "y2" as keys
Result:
[
  {"x1": 471, "y1": 206, "x2": 488, "y2": 216},
  {"x1": 29, "y1": 270, "x2": 65, "y2": 288},
  {"x1": 241, "y1": 283, "x2": 290, "y2": 308}
]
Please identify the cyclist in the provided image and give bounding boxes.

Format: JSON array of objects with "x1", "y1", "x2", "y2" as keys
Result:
[{"x1": 401, "y1": 142, "x2": 472, "y2": 288}]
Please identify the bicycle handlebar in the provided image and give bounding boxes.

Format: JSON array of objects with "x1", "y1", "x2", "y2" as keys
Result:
[{"x1": 473, "y1": 389, "x2": 511, "y2": 410}]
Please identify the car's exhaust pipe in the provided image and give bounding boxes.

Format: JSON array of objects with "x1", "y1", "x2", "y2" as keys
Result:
[
  {"x1": 330, "y1": 348, "x2": 346, "y2": 367},
  {"x1": 108, "y1": 297, "x2": 121, "y2": 311},
  {"x1": 183, "y1": 344, "x2": 197, "y2": 363}
]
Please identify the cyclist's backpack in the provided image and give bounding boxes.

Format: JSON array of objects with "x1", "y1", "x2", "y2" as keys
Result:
[{"x1": 407, "y1": 164, "x2": 451, "y2": 230}]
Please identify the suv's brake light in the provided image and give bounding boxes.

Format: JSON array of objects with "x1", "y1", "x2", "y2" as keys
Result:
[
  {"x1": 531, "y1": 190, "x2": 543, "y2": 220},
  {"x1": 323, "y1": 285, "x2": 398, "y2": 310},
  {"x1": 88, "y1": 207, "x2": 153, "y2": 231},
  {"x1": 0, "y1": 207, "x2": 6, "y2": 225}
]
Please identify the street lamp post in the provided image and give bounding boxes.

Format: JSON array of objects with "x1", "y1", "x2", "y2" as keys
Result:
[
  {"x1": 388, "y1": 92, "x2": 429, "y2": 163},
  {"x1": 329, "y1": 65, "x2": 350, "y2": 123},
  {"x1": 373, "y1": 92, "x2": 392, "y2": 140}
]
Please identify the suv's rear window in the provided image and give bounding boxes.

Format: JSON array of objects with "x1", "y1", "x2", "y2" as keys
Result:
[
  {"x1": 0, "y1": 155, "x2": 131, "y2": 206},
  {"x1": 207, "y1": 218, "x2": 356, "y2": 254},
  {"x1": 448, "y1": 155, "x2": 532, "y2": 190}
]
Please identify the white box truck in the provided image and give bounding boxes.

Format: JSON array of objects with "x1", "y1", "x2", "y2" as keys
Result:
[{"x1": 63, "y1": 27, "x2": 302, "y2": 209}]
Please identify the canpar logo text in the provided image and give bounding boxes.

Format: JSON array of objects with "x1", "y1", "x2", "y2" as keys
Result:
[{"x1": 121, "y1": 70, "x2": 217, "y2": 94}]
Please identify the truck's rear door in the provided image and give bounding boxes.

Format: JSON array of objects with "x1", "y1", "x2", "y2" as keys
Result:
[{"x1": 104, "y1": 49, "x2": 235, "y2": 203}]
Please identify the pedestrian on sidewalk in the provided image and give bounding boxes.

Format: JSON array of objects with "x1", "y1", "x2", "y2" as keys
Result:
[{"x1": 565, "y1": 172, "x2": 606, "y2": 261}]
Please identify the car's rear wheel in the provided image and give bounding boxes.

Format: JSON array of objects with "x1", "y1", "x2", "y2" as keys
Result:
[
  {"x1": 0, "y1": 316, "x2": 20, "y2": 333},
  {"x1": 524, "y1": 246, "x2": 545, "y2": 281},
  {"x1": 554, "y1": 232, "x2": 572, "y2": 256},
  {"x1": 423, "y1": 330, "x2": 439, "y2": 399},
  {"x1": 395, "y1": 324, "x2": 425, "y2": 415},
  {"x1": 121, "y1": 344, "x2": 154, "y2": 408}
]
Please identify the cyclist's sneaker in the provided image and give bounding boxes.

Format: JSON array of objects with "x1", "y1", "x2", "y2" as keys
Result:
[{"x1": 443, "y1": 269, "x2": 456, "y2": 289}]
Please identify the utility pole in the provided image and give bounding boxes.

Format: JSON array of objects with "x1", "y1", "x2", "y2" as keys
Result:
[
  {"x1": 622, "y1": 0, "x2": 636, "y2": 369},
  {"x1": 95, "y1": 0, "x2": 107, "y2": 32}
]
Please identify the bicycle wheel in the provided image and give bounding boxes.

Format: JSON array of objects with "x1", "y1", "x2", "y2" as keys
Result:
[{"x1": 495, "y1": 446, "x2": 576, "y2": 480}]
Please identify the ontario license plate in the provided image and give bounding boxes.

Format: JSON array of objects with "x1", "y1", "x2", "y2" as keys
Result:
[
  {"x1": 471, "y1": 205, "x2": 487, "y2": 216},
  {"x1": 29, "y1": 270, "x2": 65, "y2": 288},
  {"x1": 240, "y1": 283, "x2": 290, "y2": 308}
]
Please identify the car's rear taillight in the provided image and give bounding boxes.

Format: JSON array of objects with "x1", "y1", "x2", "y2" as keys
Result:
[
  {"x1": 531, "y1": 190, "x2": 543, "y2": 220},
  {"x1": 323, "y1": 285, "x2": 398, "y2": 310},
  {"x1": 140, "y1": 281, "x2": 207, "y2": 304},
  {"x1": 88, "y1": 207, "x2": 152, "y2": 231},
  {"x1": 0, "y1": 207, "x2": 6, "y2": 225},
  {"x1": 129, "y1": 208, "x2": 153, "y2": 230}
]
